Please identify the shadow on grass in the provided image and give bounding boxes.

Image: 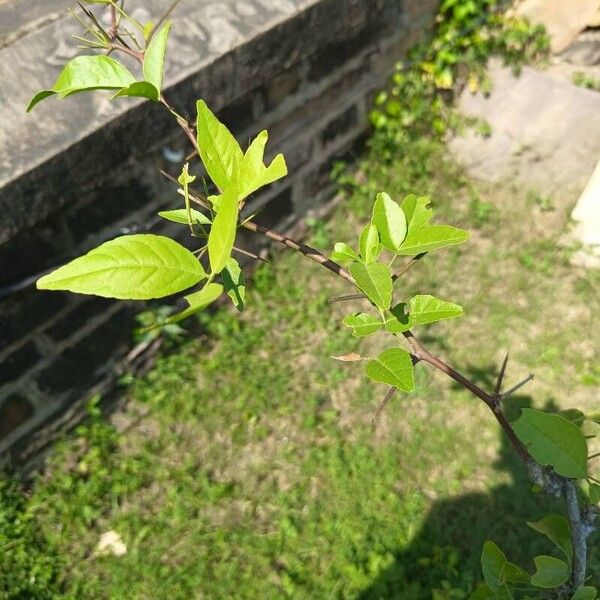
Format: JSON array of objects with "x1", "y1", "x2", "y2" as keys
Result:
[{"x1": 359, "y1": 386, "x2": 567, "y2": 599}]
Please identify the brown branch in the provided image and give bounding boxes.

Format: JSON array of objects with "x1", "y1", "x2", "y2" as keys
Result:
[{"x1": 564, "y1": 480, "x2": 587, "y2": 590}]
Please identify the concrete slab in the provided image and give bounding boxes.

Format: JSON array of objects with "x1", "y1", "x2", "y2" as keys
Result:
[
  {"x1": 449, "y1": 59, "x2": 600, "y2": 194},
  {"x1": 517, "y1": 0, "x2": 600, "y2": 53},
  {"x1": 571, "y1": 158, "x2": 600, "y2": 266}
]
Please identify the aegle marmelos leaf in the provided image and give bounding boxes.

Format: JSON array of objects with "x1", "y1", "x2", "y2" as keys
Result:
[
  {"x1": 37, "y1": 234, "x2": 205, "y2": 299},
  {"x1": 342, "y1": 313, "x2": 383, "y2": 337},
  {"x1": 27, "y1": 55, "x2": 136, "y2": 111},
  {"x1": 365, "y1": 348, "x2": 415, "y2": 392},
  {"x1": 513, "y1": 409, "x2": 588, "y2": 478},
  {"x1": 409, "y1": 294, "x2": 463, "y2": 325},
  {"x1": 530, "y1": 555, "x2": 569, "y2": 589},
  {"x1": 371, "y1": 192, "x2": 407, "y2": 251},
  {"x1": 143, "y1": 21, "x2": 171, "y2": 97},
  {"x1": 208, "y1": 186, "x2": 239, "y2": 275},
  {"x1": 349, "y1": 262, "x2": 393, "y2": 310},
  {"x1": 168, "y1": 283, "x2": 224, "y2": 324}
]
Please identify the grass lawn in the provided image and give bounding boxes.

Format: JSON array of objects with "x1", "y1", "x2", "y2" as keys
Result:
[{"x1": 2, "y1": 136, "x2": 599, "y2": 599}]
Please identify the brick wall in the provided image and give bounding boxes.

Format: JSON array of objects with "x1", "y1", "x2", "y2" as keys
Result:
[{"x1": 0, "y1": 0, "x2": 436, "y2": 466}]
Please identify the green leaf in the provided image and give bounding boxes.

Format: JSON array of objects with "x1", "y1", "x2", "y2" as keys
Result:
[
  {"x1": 143, "y1": 21, "x2": 171, "y2": 97},
  {"x1": 27, "y1": 56, "x2": 136, "y2": 111},
  {"x1": 158, "y1": 209, "x2": 211, "y2": 225},
  {"x1": 468, "y1": 585, "x2": 495, "y2": 600},
  {"x1": 560, "y1": 409, "x2": 586, "y2": 427},
  {"x1": 208, "y1": 186, "x2": 239, "y2": 274},
  {"x1": 169, "y1": 283, "x2": 223, "y2": 323},
  {"x1": 409, "y1": 294, "x2": 463, "y2": 325},
  {"x1": 481, "y1": 541, "x2": 507, "y2": 589},
  {"x1": 588, "y1": 483, "x2": 600, "y2": 504},
  {"x1": 397, "y1": 195, "x2": 469, "y2": 255},
  {"x1": 196, "y1": 99, "x2": 243, "y2": 192},
  {"x1": 331, "y1": 242, "x2": 360, "y2": 263},
  {"x1": 384, "y1": 303, "x2": 411, "y2": 333},
  {"x1": 238, "y1": 130, "x2": 287, "y2": 199},
  {"x1": 371, "y1": 192, "x2": 407, "y2": 251},
  {"x1": 37, "y1": 234, "x2": 205, "y2": 299},
  {"x1": 222, "y1": 258, "x2": 245, "y2": 310},
  {"x1": 571, "y1": 586, "x2": 597, "y2": 600},
  {"x1": 513, "y1": 409, "x2": 588, "y2": 478},
  {"x1": 365, "y1": 348, "x2": 415, "y2": 391},
  {"x1": 114, "y1": 81, "x2": 159, "y2": 100},
  {"x1": 527, "y1": 514, "x2": 572, "y2": 559},
  {"x1": 342, "y1": 313, "x2": 383, "y2": 337},
  {"x1": 530, "y1": 555, "x2": 569, "y2": 588},
  {"x1": 359, "y1": 224, "x2": 380, "y2": 264},
  {"x1": 349, "y1": 262, "x2": 393, "y2": 310}
]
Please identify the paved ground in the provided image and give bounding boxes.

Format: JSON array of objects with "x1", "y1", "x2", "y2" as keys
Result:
[{"x1": 450, "y1": 6, "x2": 600, "y2": 266}]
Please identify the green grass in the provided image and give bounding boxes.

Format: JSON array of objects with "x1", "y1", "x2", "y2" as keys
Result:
[{"x1": 2, "y1": 135, "x2": 599, "y2": 599}]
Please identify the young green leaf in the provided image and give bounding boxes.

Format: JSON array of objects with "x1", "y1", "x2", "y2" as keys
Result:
[
  {"x1": 222, "y1": 258, "x2": 245, "y2": 310},
  {"x1": 513, "y1": 409, "x2": 588, "y2": 479},
  {"x1": 409, "y1": 294, "x2": 463, "y2": 325},
  {"x1": 208, "y1": 187, "x2": 239, "y2": 274},
  {"x1": 27, "y1": 56, "x2": 136, "y2": 111},
  {"x1": 384, "y1": 303, "x2": 411, "y2": 333},
  {"x1": 397, "y1": 195, "x2": 469, "y2": 255},
  {"x1": 530, "y1": 555, "x2": 569, "y2": 588},
  {"x1": 238, "y1": 130, "x2": 287, "y2": 200},
  {"x1": 349, "y1": 262, "x2": 393, "y2": 310},
  {"x1": 588, "y1": 483, "x2": 600, "y2": 504},
  {"x1": 527, "y1": 514, "x2": 572, "y2": 559},
  {"x1": 571, "y1": 586, "x2": 597, "y2": 600},
  {"x1": 331, "y1": 242, "x2": 360, "y2": 263},
  {"x1": 143, "y1": 21, "x2": 171, "y2": 97},
  {"x1": 169, "y1": 283, "x2": 224, "y2": 323},
  {"x1": 158, "y1": 209, "x2": 211, "y2": 226},
  {"x1": 365, "y1": 348, "x2": 415, "y2": 391},
  {"x1": 481, "y1": 541, "x2": 508, "y2": 590},
  {"x1": 342, "y1": 313, "x2": 383, "y2": 337},
  {"x1": 114, "y1": 81, "x2": 159, "y2": 100},
  {"x1": 371, "y1": 192, "x2": 407, "y2": 251},
  {"x1": 359, "y1": 224, "x2": 380, "y2": 264},
  {"x1": 196, "y1": 99, "x2": 243, "y2": 192},
  {"x1": 467, "y1": 584, "x2": 496, "y2": 600},
  {"x1": 37, "y1": 234, "x2": 205, "y2": 299}
]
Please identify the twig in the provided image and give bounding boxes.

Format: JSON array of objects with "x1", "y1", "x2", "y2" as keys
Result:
[
  {"x1": 494, "y1": 352, "x2": 509, "y2": 396},
  {"x1": 371, "y1": 387, "x2": 396, "y2": 426},
  {"x1": 148, "y1": 0, "x2": 182, "y2": 41},
  {"x1": 500, "y1": 373, "x2": 534, "y2": 399},
  {"x1": 564, "y1": 479, "x2": 588, "y2": 590}
]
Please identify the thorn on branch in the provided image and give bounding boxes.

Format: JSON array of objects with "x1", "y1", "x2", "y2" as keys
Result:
[
  {"x1": 371, "y1": 387, "x2": 396, "y2": 426},
  {"x1": 494, "y1": 352, "x2": 509, "y2": 395},
  {"x1": 500, "y1": 373, "x2": 534, "y2": 400}
]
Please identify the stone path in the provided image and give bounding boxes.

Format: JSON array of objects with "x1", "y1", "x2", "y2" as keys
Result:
[{"x1": 450, "y1": 2, "x2": 600, "y2": 266}]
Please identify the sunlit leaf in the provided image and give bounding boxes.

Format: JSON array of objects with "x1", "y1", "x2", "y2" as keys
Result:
[
  {"x1": 409, "y1": 294, "x2": 463, "y2": 325},
  {"x1": 27, "y1": 55, "x2": 136, "y2": 111},
  {"x1": 143, "y1": 21, "x2": 171, "y2": 97},
  {"x1": 208, "y1": 186, "x2": 239, "y2": 274},
  {"x1": 158, "y1": 209, "x2": 211, "y2": 225},
  {"x1": 349, "y1": 262, "x2": 393, "y2": 310},
  {"x1": 530, "y1": 555, "x2": 569, "y2": 588},
  {"x1": 114, "y1": 81, "x2": 159, "y2": 100},
  {"x1": 513, "y1": 409, "x2": 588, "y2": 478},
  {"x1": 365, "y1": 348, "x2": 414, "y2": 391},
  {"x1": 169, "y1": 283, "x2": 223, "y2": 323},
  {"x1": 359, "y1": 224, "x2": 380, "y2": 264},
  {"x1": 397, "y1": 195, "x2": 469, "y2": 255},
  {"x1": 37, "y1": 235, "x2": 205, "y2": 299},
  {"x1": 196, "y1": 99, "x2": 243, "y2": 192},
  {"x1": 222, "y1": 258, "x2": 245, "y2": 310},
  {"x1": 342, "y1": 313, "x2": 383, "y2": 337},
  {"x1": 371, "y1": 192, "x2": 407, "y2": 251},
  {"x1": 331, "y1": 242, "x2": 360, "y2": 263},
  {"x1": 384, "y1": 303, "x2": 411, "y2": 333},
  {"x1": 238, "y1": 130, "x2": 287, "y2": 200}
]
